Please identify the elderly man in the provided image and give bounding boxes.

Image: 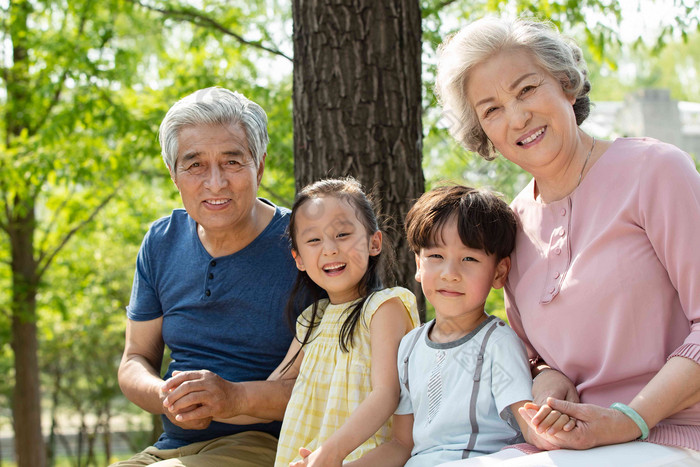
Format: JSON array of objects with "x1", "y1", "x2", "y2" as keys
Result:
[{"x1": 113, "y1": 88, "x2": 301, "y2": 466}]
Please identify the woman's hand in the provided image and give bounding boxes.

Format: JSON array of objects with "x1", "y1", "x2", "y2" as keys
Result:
[
  {"x1": 526, "y1": 368, "x2": 580, "y2": 437},
  {"x1": 532, "y1": 368, "x2": 579, "y2": 406},
  {"x1": 520, "y1": 398, "x2": 642, "y2": 450}
]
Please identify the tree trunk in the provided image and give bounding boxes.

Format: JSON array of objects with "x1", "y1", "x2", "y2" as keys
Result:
[
  {"x1": 102, "y1": 408, "x2": 112, "y2": 464},
  {"x1": 47, "y1": 368, "x2": 61, "y2": 466},
  {"x1": 10, "y1": 204, "x2": 45, "y2": 467},
  {"x1": 292, "y1": 0, "x2": 426, "y2": 318},
  {"x1": 7, "y1": 1, "x2": 46, "y2": 465}
]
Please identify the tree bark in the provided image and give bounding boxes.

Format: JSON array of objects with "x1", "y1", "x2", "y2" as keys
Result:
[
  {"x1": 9, "y1": 204, "x2": 45, "y2": 467},
  {"x1": 292, "y1": 0, "x2": 426, "y2": 318},
  {"x1": 6, "y1": 1, "x2": 46, "y2": 465}
]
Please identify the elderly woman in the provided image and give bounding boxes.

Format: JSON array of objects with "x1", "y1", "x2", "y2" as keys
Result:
[{"x1": 434, "y1": 17, "x2": 700, "y2": 465}]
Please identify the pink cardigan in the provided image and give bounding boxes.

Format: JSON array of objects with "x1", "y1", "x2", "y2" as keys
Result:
[{"x1": 506, "y1": 137, "x2": 700, "y2": 450}]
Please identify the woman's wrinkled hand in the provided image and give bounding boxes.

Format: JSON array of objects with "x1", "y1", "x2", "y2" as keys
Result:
[{"x1": 520, "y1": 397, "x2": 643, "y2": 450}]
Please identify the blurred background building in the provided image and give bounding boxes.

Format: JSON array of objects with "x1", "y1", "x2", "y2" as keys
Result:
[{"x1": 585, "y1": 88, "x2": 700, "y2": 157}]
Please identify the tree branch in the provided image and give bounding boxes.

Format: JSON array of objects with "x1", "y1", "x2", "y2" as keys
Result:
[
  {"x1": 28, "y1": 169, "x2": 50, "y2": 209},
  {"x1": 259, "y1": 182, "x2": 293, "y2": 208},
  {"x1": 37, "y1": 185, "x2": 76, "y2": 257},
  {"x1": 128, "y1": 0, "x2": 292, "y2": 61},
  {"x1": 31, "y1": 0, "x2": 93, "y2": 134},
  {"x1": 423, "y1": 0, "x2": 459, "y2": 16},
  {"x1": 434, "y1": 0, "x2": 459, "y2": 9},
  {"x1": 0, "y1": 161, "x2": 11, "y2": 233},
  {"x1": 0, "y1": 184, "x2": 9, "y2": 232},
  {"x1": 36, "y1": 183, "x2": 122, "y2": 281}
]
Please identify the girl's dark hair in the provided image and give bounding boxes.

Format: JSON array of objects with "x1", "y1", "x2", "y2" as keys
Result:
[{"x1": 282, "y1": 177, "x2": 394, "y2": 374}]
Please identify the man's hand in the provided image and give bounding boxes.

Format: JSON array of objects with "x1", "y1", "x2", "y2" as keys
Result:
[
  {"x1": 162, "y1": 404, "x2": 213, "y2": 430},
  {"x1": 162, "y1": 370, "x2": 243, "y2": 422}
]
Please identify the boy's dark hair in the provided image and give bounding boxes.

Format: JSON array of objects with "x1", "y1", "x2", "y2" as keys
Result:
[
  {"x1": 283, "y1": 177, "x2": 395, "y2": 374},
  {"x1": 405, "y1": 185, "x2": 517, "y2": 260}
]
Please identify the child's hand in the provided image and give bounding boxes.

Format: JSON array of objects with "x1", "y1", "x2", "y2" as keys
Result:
[
  {"x1": 288, "y1": 448, "x2": 310, "y2": 466},
  {"x1": 289, "y1": 446, "x2": 342, "y2": 467},
  {"x1": 520, "y1": 397, "x2": 647, "y2": 450},
  {"x1": 522, "y1": 401, "x2": 576, "y2": 436}
]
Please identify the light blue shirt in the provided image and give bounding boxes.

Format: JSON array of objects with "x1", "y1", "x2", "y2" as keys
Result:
[{"x1": 396, "y1": 316, "x2": 532, "y2": 466}]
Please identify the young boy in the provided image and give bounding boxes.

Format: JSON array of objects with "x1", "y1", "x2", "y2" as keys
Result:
[{"x1": 348, "y1": 185, "x2": 534, "y2": 466}]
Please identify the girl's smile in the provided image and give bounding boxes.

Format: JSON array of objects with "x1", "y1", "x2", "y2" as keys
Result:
[
  {"x1": 292, "y1": 195, "x2": 382, "y2": 304},
  {"x1": 322, "y1": 262, "x2": 347, "y2": 275}
]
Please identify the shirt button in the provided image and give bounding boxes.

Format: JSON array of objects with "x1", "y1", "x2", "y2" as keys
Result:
[
  {"x1": 210, "y1": 260, "x2": 216, "y2": 267},
  {"x1": 560, "y1": 229, "x2": 566, "y2": 237},
  {"x1": 549, "y1": 286, "x2": 556, "y2": 293},
  {"x1": 560, "y1": 208, "x2": 567, "y2": 216},
  {"x1": 554, "y1": 247, "x2": 562, "y2": 255},
  {"x1": 209, "y1": 273, "x2": 214, "y2": 280},
  {"x1": 554, "y1": 272, "x2": 560, "y2": 279},
  {"x1": 205, "y1": 289, "x2": 211, "y2": 297}
]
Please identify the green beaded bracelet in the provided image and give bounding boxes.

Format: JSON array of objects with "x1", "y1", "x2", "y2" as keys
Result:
[{"x1": 610, "y1": 402, "x2": 649, "y2": 440}]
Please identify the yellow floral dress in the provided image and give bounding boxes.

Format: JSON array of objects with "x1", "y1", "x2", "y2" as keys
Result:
[{"x1": 274, "y1": 287, "x2": 419, "y2": 466}]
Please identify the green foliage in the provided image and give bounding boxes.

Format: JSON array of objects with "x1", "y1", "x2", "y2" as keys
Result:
[
  {"x1": 1, "y1": 0, "x2": 699, "y2": 462},
  {"x1": 39, "y1": 181, "x2": 176, "y2": 462},
  {"x1": 0, "y1": 0, "x2": 297, "y2": 459}
]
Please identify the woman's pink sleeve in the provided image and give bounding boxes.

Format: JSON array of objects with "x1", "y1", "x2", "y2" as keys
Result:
[{"x1": 638, "y1": 144, "x2": 700, "y2": 363}]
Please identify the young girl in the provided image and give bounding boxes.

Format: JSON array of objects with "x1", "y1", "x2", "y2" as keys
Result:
[{"x1": 274, "y1": 177, "x2": 419, "y2": 467}]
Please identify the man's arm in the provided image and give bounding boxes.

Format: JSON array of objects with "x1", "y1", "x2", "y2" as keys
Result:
[
  {"x1": 211, "y1": 338, "x2": 304, "y2": 425},
  {"x1": 162, "y1": 338, "x2": 304, "y2": 422},
  {"x1": 118, "y1": 318, "x2": 166, "y2": 414},
  {"x1": 118, "y1": 318, "x2": 211, "y2": 430}
]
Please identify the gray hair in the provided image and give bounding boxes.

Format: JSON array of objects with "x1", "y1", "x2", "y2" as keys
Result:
[
  {"x1": 435, "y1": 17, "x2": 591, "y2": 160},
  {"x1": 159, "y1": 87, "x2": 269, "y2": 170}
]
